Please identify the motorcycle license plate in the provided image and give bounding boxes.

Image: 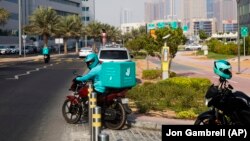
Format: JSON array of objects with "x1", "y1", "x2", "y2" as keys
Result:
[{"x1": 121, "y1": 98, "x2": 129, "y2": 104}]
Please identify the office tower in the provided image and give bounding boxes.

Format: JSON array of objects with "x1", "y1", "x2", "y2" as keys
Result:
[
  {"x1": 120, "y1": 8, "x2": 132, "y2": 24},
  {"x1": 144, "y1": 0, "x2": 154, "y2": 22},
  {"x1": 207, "y1": 0, "x2": 214, "y2": 18},
  {"x1": 214, "y1": 0, "x2": 237, "y2": 32}
]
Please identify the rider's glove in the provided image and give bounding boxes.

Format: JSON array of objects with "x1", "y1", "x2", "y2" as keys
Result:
[{"x1": 76, "y1": 76, "x2": 83, "y2": 82}]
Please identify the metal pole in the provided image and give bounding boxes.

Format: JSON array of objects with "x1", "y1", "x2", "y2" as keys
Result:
[
  {"x1": 171, "y1": 0, "x2": 174, "y2": 21},
  {"x1": 59, "y1": 44, "x2": 60, "y2": 54},
  {"x1": 18, "y1": 0, "x2": 22, "y2": 56},
  {"x1": 237, "y1": 0, "x2": 241, "y2": 74},
  {"x1": 93, "y1": 106, "x2": 101, "y2": 141},
  {"x1": 98, "y1": 133, "x2": 109, "y2": 141},
  {"x1": 23, "y1": 40, "x2": 26, "y2": 57},
  {"x1": 84, "y1": 6, "x2": 87, "y2": 47},
  {"x1": 89, "y1": 91, "x2": 97, "y2": 141},
  {"x1": 87, "y1": 83, "x2": 93, "y2": 139},
  {"x1": 244, "y1": 36, "x2": 245, "y2": 56}
]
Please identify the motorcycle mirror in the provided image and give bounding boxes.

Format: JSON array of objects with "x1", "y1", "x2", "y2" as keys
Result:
[
  {"x1": 72, "y1": 70, "x2": 77, "y2": 75},
  {"x1": 228, "y1": 84, "x2": 233, "y2": 90}
]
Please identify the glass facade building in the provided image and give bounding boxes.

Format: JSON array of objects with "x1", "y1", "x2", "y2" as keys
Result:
[
  {"x1": 239, "y1": 0, "x2": 250, "y2": 29},
  {"x1": 0, "y1": 0, "x2": 95, "y2": 31}
]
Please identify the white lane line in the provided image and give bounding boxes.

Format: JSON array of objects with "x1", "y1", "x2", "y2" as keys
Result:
[
  {"x1": 6, "y1": 64, "x2": 54, "y2": 80},
  {"x1": 6, "y1": 78, "x2": 17, "y2": 80},
  {"x1": 212, "y1": 76, "x2": 238, "y2": 84}
]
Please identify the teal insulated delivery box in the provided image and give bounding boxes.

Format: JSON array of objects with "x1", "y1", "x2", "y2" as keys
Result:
[{"x1": 101, "y1": 62, "x2": 136, "y2": 88}]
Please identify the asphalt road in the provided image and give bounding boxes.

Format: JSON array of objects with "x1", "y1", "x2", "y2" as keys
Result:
[{"x1": 0, "y1": 55, "x2": 86, "y2": 141}]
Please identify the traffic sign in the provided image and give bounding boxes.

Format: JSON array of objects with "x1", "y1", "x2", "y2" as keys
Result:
[
  {"x1": 241, "y1": 27, "x2": 248, "y2": 37},
  {"x1": 147, "y1": 23, "x2": 155, "y2": 30},
  {"x1": 157, "y1": 22, "x2": 165, "y2": 29},
  {"x1": 170, "y1": 21, "x2": 178, "y2": 29},
  {"x1": 182, "y1": 25, "x2": 188, "y2": 32}
]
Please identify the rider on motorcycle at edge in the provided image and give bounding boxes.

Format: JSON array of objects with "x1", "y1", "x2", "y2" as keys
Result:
[{"x1": 75, "y1": 53, "x2": 106, "y2": 95}]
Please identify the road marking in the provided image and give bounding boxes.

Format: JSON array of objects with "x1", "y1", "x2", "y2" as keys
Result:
[
  {"x1": 5, "y1": 63, "x2": 55, "y2": 80},
  {"x1": 6, "y1": 77, "x2": 17, "y2": 80}
]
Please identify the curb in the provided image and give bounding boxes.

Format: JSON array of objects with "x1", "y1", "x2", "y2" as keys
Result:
[{"x1": 126, "y1": 114, "x2": 195, "y2": 130}]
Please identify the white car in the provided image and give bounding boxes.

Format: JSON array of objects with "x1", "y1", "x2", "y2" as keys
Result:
[
  {"x1": 184, "y1": 43, "x2": 203, "y2": 51},
  {"x1": 98, "y1": 47, "x2": 132, "y2": 62},
  {"x1": 79, "y1": 47, "x2": 93, "y2": 58},
  {"x1": 0, "y1": 45, "x2": 10, "y2": 55}
]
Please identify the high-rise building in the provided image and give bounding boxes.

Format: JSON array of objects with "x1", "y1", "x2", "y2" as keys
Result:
[
  {"x1": 81, "y1": 0, "x2": 95, "y2": 25},
  {"x1": 120, "y1": 8, "x2": 132, "y2": 24},
  {"x1": 144, "y1": 0, "x2": 154, "y2": 22},
  {"x1": 206, "y1": 0, "x2": 214, "y2": 18},
  {"x1": 238, "y1": 0, "x2": 250, "y2": 29},
  {"x1": 214, "y1": 0, "x2": 237, "y2": 32}
]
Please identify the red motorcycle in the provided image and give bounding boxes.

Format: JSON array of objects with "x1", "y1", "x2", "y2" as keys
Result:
[{"x1": 62, "y1": 76, "x2": 132, "y2": 130}]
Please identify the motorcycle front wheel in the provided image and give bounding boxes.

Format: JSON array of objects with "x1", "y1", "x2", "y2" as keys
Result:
[
  {"x1": 104, "y1": 102, "x2": 126, "y2": 130},
  {"x1": 62, "y1": 99, "x2": 82, "y2": 124},
  {"x1": 194, "y1": 116, "x2": 224, "y2": 125}
]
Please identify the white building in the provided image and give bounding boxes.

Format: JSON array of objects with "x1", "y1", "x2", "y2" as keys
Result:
[
  {"x1": 120, "y1": 22, "x2": 146, "y2": 35},
  {"x1": 190, "y1": 18, "x2": 216, "y2": 36}
]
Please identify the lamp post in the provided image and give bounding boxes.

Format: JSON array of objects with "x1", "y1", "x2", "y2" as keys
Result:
[
  {"x1": 236, "y1": 0, "x2": 241, "y2": 74},
  {"x1": 18, "y1": 0, "x2": 22, "y2": 56}
]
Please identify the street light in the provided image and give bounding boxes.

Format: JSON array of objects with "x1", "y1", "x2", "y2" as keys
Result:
[
  {"x1": 236, "y1": 0, "x2": 241, "y2": 74},
  {"x1": 18, "y1": 0, "x2": 22, "y2": 56}
]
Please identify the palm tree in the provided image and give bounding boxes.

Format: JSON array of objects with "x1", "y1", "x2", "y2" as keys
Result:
[
  {"x1": 56, "y1": 15, "x2": 83, "y2": 54},
  {"x1": 106, "y1": 25, "x2": 122, "y2": 43},
  {"x1": 0, "y1": 8, "x2": 10, "y2": 25},
  {"x1": 70, "y1": 15, "x2": 83, "y2": 53},
  {"x1": 85, "y1": 21, "x2": 102, "y2": 42},
  {"x1": 23, "y1": 7, "x2": 60, "y2": 47}
]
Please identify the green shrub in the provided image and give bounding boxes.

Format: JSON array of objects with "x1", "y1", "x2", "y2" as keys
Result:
[
  {"x1": 142, "y1": 69, "x2": 162, "y2": 80},
  {"x1": 170, "y1": 71, "x2": 177, "y2": 78},
  {"x1": 127, "y1": 77, "x2": 211, "y2": 115},
  {"x1": 176, "y1": 110, "x2": 197, "y2": 119}
]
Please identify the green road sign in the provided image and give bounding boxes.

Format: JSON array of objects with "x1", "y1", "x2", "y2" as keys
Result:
[
  {"x1": 157, "y1": 22, "x2": 165, "y2": 29},
  {"x1": 241, "y1": 27, "x2": 248, "y2": 37},
  {"x1": 147, "y1": 23, "x2": 155, "y2": 30},
  {"x1": 170, "y1": 21, "x2": 178, "y2": 29},
  {"x1": 182, "y1": 25, "x2": 188, "y2": 32}
]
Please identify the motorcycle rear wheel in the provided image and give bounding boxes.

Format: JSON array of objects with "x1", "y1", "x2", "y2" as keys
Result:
[
  {"x1": 104, "y1": 102, "x2": 126, "y2": 130},
  {"x1": 62, "y1": 99, "x2": 82, "y2": 124}
]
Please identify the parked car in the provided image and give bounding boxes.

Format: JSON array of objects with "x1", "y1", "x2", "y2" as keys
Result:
[
  {"x1": 184, "y1": 43, "x2": 203, "y2": 51},
  {"x1": 7, "y1": 45, "x2": 19, "y2": 54},
  {"x1": 98, "y1": 47, "x2": 132, "y2": 62},
  {"x1": 0, "y1": 45, "x2": 9, "y2": 55},
  {"x1": 79, "y1": 47, "x2": 93, "y2": 58}
]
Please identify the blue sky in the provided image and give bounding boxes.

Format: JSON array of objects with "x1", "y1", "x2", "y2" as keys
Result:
[{"x1": 95, "y1": 0, "x2": 147, "y2": 27}]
